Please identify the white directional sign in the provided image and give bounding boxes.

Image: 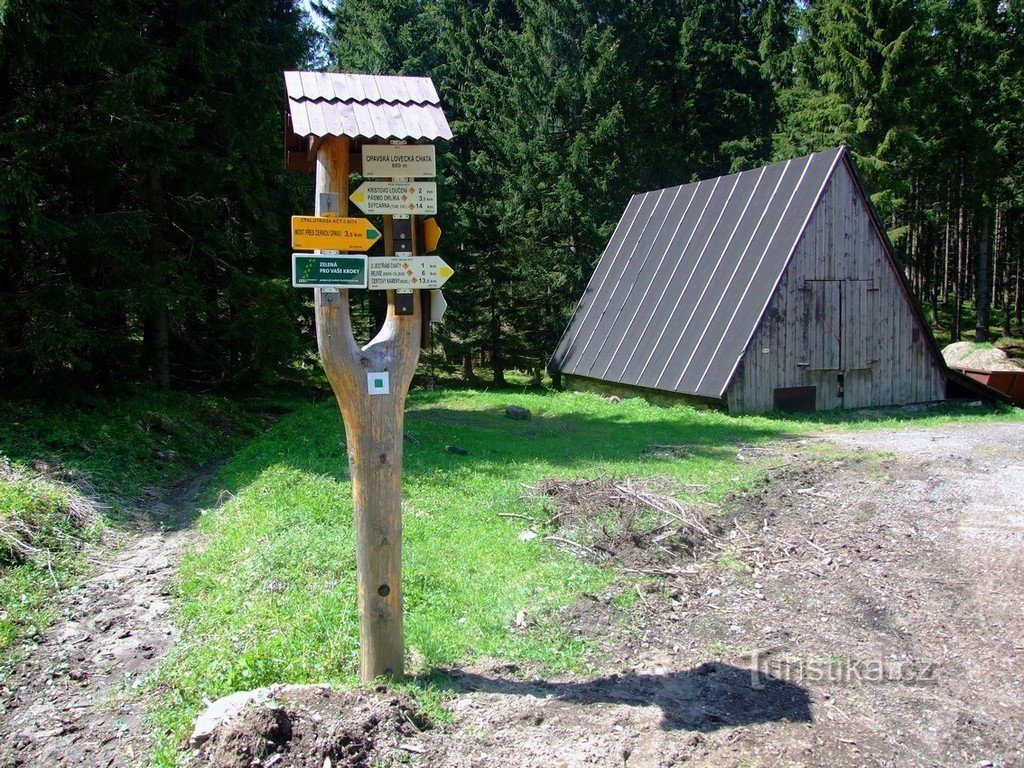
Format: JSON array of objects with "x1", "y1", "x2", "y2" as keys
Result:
[
  {"x1": 362, "y1": 145, "x2": 436, "y2": 178},
  {"x1": 429, "y1": 289, "x2": 448, "y2": 323},
  {"x1": 368, "y1": 256, "x2": 454, "y2": 290},
  {"x1": 350, "y1": 182, "x2": 437, "y2": 215}
]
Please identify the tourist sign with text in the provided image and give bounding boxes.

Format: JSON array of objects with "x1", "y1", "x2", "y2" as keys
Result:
[
  {"x1": 361, "y1": 145, "x2": 436, "y2": 178},
  {"x1": 291, "y1": 216, "x2": 380, "y2": 252},
  {"x1": 350, "y1": 182, "x2": 437, "y2": 215},
  {"x1": 368, "y1": 256, "x2": 453, "y2": 290},
  {"x1": 292, "y1": 254, "x2": 368, "y2": 288}
]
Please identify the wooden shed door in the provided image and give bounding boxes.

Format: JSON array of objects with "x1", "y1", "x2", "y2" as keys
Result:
[
  {"x1": 802, "y1": 280, "x2": 842, "y2": 370},
  {"x1": 841, "y1": 280, "x2": 874, "y2": 370}
]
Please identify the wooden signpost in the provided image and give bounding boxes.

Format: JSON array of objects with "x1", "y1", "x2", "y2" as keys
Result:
[
  {"x1": 284, "y1": 70, "x2": 452, "y2": 681},
  {"x1": 287, "y1": 126, "x2": 450, "y2": 685}
]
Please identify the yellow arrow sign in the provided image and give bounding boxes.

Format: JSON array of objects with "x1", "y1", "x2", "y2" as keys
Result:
[
  {"x1": 422, "y1": 217, "x2": 442, "y2": 253},
  {"x1": 291, "y1": 216, "x2": 381, "y2": 252}
]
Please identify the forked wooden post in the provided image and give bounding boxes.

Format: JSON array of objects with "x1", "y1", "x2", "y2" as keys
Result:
[{"x1": 313, "y1": 135, "x2": 421, "y2": 681}]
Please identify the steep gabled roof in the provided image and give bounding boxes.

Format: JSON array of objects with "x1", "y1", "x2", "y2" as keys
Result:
[{"x1": 550, "y1": 147, "x2": 846, "y2": 399}]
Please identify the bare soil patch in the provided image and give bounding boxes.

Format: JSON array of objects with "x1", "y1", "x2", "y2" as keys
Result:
[
  {"x1": 523, "y1": 476, "x2": 719, "y2": 573},
  {"x1": 187, "y1": 685, "x2": 427, "y2": 768}
]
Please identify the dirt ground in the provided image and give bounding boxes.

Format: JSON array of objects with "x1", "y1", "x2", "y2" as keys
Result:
[
  {"x1": 399, "y1": 422, "x2": 1023, "y2": 768},
  {"x1": 0, "y1": 465, "x2": 221, "y2": 768},
  {"x1": 4, "y1": 420, "x2": 1024, "y2": 767}
]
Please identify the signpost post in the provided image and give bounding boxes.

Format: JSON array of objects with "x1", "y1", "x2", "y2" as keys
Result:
[{"x1": 308, "y1": 136, "x2": 425, "y2": 682}]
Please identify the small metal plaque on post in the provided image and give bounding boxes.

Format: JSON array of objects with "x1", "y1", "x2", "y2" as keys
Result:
[
  {"x1": 317, "y1": 288, "x2": 341, "y2": 307},
  {"x1": 394, "y1": 290, "x2": 414, "y2": 315},
  {"x1": 319, "y1": 192, "x2": 341, "y2": 215}
]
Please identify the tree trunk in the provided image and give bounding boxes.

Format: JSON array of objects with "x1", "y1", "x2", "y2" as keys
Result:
[
  {"x1": 145, "y1": 166, "x2": 171, "y2": 389},
  {"x1": 490, "y1": 283, "x2": 505, "y2": 386},
  {"x1": 952, "y1": 204, "x2": 966, "y2": 342},
  {"x1": 999, "y1": 207, "x2": 1010, "y2": 338},
  {"x1": 1016, "y1": 230, "x2": 1023, "y2": 331},
  {"x1": 976, "y1": 214, "x2": 991, "y2": 342}
]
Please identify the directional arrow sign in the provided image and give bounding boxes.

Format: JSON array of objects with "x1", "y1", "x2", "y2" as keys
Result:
[
  {"x1": 422, "y1": 217, "x2": 442, "y2": 253},
  {"x1": 292, "y1": 254, "x2": 367, "y2": 288},
  {"x1": 429, "y1": 289, "x2": 448, "y2": 323},
  {"x1": 350, "y1": 182, "x2": 437, "y2": 216},
  {"x1": 291, "y1": 216, "x2": 380, "y2": 252},
  {"x1": 368, "y1": 256, "x2": 453, "y2": 290},
  {"x1": 362, "y1": 145, "x2": 436, "y2": 178}
]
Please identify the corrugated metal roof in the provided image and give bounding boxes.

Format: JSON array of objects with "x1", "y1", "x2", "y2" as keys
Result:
[
  {"x1": 284, "y1": 71, "x2": 452, "y2": 142},
  {"x1": 549, "y1": 147, "x2": 846, "y2": 400}
]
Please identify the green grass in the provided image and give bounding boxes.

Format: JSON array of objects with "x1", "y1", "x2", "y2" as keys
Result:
[
  {"x1": 0, "y1": 469, "x2": 104, "y2": 654},
  {"x1": 147, "y1": 387, "x2": 1020, "y2": 763},
  {"x1": 0, "y1": 389, "x2": 266, "y2": 668},
  {"x1": 0, "y1": 389, "x2": 265, "y2": 504}
]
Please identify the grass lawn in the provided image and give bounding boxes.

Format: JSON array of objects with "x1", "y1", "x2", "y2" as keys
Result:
[{"x1": 149, "y1": 387, "x2": 1022, "y2": 763}]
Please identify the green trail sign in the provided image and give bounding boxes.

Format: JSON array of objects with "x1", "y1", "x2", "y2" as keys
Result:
[{"x1": 292, "y1": 254, "x2": 368, "y2": 288}]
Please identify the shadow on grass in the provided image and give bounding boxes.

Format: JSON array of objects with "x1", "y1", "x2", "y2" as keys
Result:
[
  {"x1": 208, "y1": 401, "x2": 803, "y2": 494},
  {"x1": 204, "y1": 389, "x2": 1020, "y2": 505},
  {"x1": 422, "y1": 662, "x2": 812, "y2": 732}
]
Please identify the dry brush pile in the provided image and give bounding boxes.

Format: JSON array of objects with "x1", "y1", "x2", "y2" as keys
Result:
[{"x1": 518, "y1": 476, "x2": 720, "y2": 576}]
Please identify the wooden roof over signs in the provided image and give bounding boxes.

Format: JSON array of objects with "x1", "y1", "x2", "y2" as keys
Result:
[{"x1": 284, "y1": 72, "x2": 452, "y2": 173}]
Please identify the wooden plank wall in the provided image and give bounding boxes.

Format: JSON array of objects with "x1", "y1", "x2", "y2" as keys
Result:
[{"x1": 727, "y1": 160, "x2": 947, "y2": 414}]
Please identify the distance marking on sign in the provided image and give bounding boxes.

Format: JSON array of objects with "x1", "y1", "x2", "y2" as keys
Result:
[
  {"x1": 291, "y1": 216, "x2": 380, "y2": 251},
  {"x1": 367, "y1": 256, "x2": 453, "y2": 290},
  {"x1": 350, "y1": 182, "x2": 437, "y2": 215}
]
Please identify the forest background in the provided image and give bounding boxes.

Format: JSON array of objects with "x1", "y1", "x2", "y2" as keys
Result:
[{"x1": 1, "y1": 0, "x2": 1021, "y2": 395}]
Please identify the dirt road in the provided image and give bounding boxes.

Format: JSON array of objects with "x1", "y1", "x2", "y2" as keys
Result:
[
  {"x1": 412, "y1": 420, "x2": 1024, "y2": 768},
  {"x1": 0, "y1": 466, "x2": 220, "y2": 768}
]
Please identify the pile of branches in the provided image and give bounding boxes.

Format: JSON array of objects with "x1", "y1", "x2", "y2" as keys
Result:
[{"x1": 519, "y1": 476, "x2": 719, "y2": 575}]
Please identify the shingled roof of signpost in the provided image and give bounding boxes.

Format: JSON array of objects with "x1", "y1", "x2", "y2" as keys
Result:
[{"x1": 284, "y1": 71, "x2": 452, "y2": 173}]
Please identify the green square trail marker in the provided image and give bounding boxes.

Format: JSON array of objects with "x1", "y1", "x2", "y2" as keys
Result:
[{"x1": 367, "y1": 372, "x2": 390, "y2": 395}]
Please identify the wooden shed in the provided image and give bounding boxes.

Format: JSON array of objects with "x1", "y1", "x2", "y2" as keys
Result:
[{"x1": 549, "y1": 147, "x2": 950, "y2": 414}]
